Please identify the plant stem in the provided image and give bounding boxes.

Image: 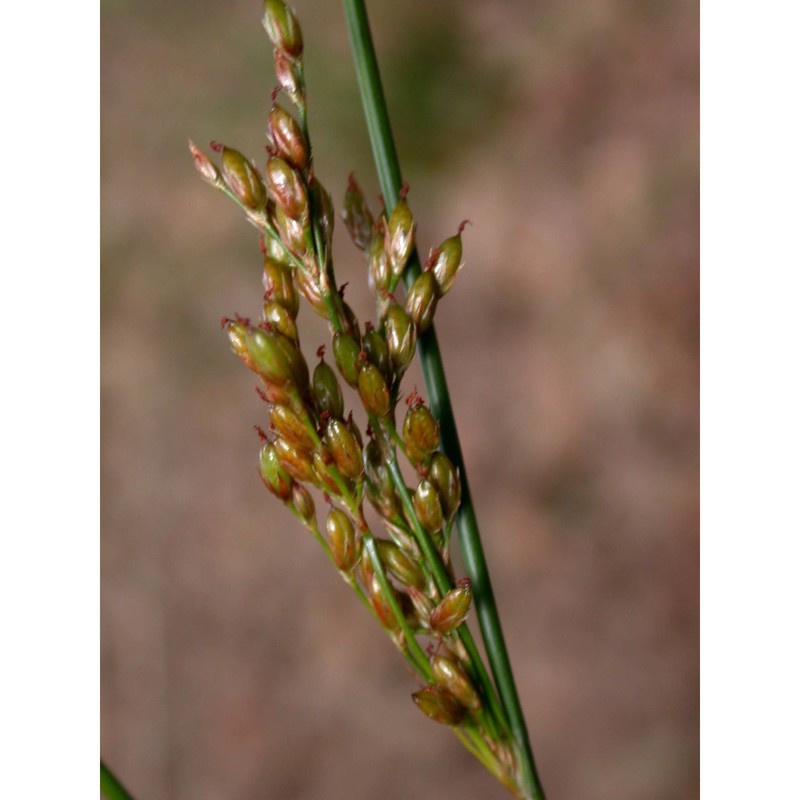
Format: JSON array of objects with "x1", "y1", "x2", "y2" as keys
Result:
[
  {"x1": 341, "y1": 2, "x2": 546, "y2": 797},
  {"x1": 100, "y1": 760, "x2": 135, "y2": 800}
]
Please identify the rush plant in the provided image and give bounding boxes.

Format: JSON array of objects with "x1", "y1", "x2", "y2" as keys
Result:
[{"x1": 185, "y1": 1, "x2": 547, "y2": 797}]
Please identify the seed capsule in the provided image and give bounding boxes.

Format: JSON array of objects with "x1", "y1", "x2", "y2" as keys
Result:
[
  {"x1": 220, "y1": 146, "x2": 267, "y2": 211},
  {"x1": 364, "y1": 439, "x2": 399, "y2": 519},
  {"x1": 324, "y1": 418, "x2": 363, "y2": 481},
  {"x1": 258, "y1": 442, "x2": 293, "y2": 500},
  {"x1": 291, "y1": 482, "x2": 315, "y2": 523},
  {"x1": 266, "y1": 156, "x2": 308, "y2": 221},
  {"x1": 312, "y1": 450, "x2": 345, "y2": 495},
  {"x1": 413, "y1": 479, "x2": 444, "y2": 534},
  {"x1": 325, "y1": 509, "x2": 360, "y2": 572},
  {"x1": 366, "y1": 572, "x2": 401, "y2": 632},
  {"x1": 429, "y1": 453, "x2": 461, "y2": 522},
  {"x1": 367, "y1": 230, "x2": 391, "y2": 295},
  {"x1": 246, "y1": 326, "x2": 309, "y2": 391},
  {"x1": 262, "y1": 0, "x2": 303, "y2": 57},
  {"x1": 274, "y1": 206, "x2": 308, "y2": 256},
  {"x1": 295, "y1": 269, "x2": 328, "y2": 317},
  {"x1": 343, "y1": 173, "x2": 374, "y2": 251},
  {"x1": 262, "y1": 299, "x2": 299, "y2": 343},
  {"x1": 376, "y1": 539, "x2": 425, "y2": 590},
  {"x1": 387, "y1": 199, "x2": 416, "y2": 277},
  {"x1": 312, "y1": 359, "x2": 344, "y2": 419},
  {"x1": 309, "y1": 178, "x2": 335, "y2": 247},
  {"x1": 225, "y1": 319, "x2": 257, "y2": 372},
  {"x1": 332, "y1": 332, "x2": 361, "y2": 387},
  {"x1": 357, "y1": 363, "x2": 391, "y2": 417},
  {"x1": 406, "y1": 586, "x2": 435, "y2": 629},
  {"x1": 268, "y1": 104, "x2": 308, "y2": 172},
  {"x1": 385, "y1": 304, "x2": 416, "y2": 373},
  {"x1": 273, "y1": 436, "x2": 316, "y2": 484},
  {"x1": 405, "y1": 270, "x2": 440, "y2": 333},
  {"x1": 411, "y1": 686, "x2": 465, "y2": 726},
  {"x1": 431, "y1": 653, "x2": 482, "y2": 712},
  {"x1": 273, "y1": 50, "x2": 304, "y2": 106},
  {"x1": 429, "y1": 578, "x2": 472, "y2": 634},
  {"x1": 431, "y1": 223, "x2": 466, "y2": 295},
  {"x1": 402, "y1": 405, "x2": 440, "y2": 458},
  {"x1": 262, "y1": 257, "x2": 299, "y2": 317},
  {"x1": 363, "y1": 328, "x2": 391, "y2": 378},
  {"x1": 188, "y1": 140, "x2": 221, "y2": 186},
  {"x1": 269, "y1": 404, "x2": 315, "y2": 452}
]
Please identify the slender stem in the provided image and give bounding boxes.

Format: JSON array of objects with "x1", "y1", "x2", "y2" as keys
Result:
[
  {"x1": 100, "y1": 761, "x2": 135, "y2": 800},
  {"x1": 342, "y1": 2, "x2": 545, "y2": 797}
]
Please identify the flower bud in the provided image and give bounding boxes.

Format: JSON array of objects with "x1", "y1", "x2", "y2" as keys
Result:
[
  {"x1": 375, "y1": 539, "x2": 425, "y2": 590},
  {"x1": 332, "y1": 332, "x2": 361, "y2": 388},
  {"x1": 262, "y1": 257, "x2": 299, "y2": 317},
  {"x1": 402, "y1": 404, "x2": 440, "y2": 458},
  {"x1": 312, "y1": 359, "x2": 344, "y2": 420},
  {"x1": 268, "y1": 104, "x2": 308, "y2": 172},
  {"x1": 405, "y1": 270, "x2": 440, "y2": 334},
  {"x1": 266, "y1": 156, "x2": 308, "y2": 221},
  {"x1": 431, "y1": 653, "x2": 482, "y2": 712},
  {"x1": 259, "y1": 442, "x2": 293, "y2": 500},
  {"x1": 291, "y1": 482, "x2": 315, "y2": 523},
  {"x1": 429, "y1": 453, "x2": 461, "y2": 522},
  {"x1": 218, "y1": 145, "x2": 267, "y2": 210},
  {"x1": 385, "y1": 304, "x2": 416, "y2": 373},
  {"x1": 325, "y1": 509, "x2": 361, "y2": 572},
  {"x1": 411, "y1": 686, "x2": 465, "y2": 726},
  {"x1": 357, "y1": 362, "x2": 391, "y2": 417},
  {"x1": 274, "y1": 436, "x2": 316, "y2": 483},
  {"x1": 188, "y1": 139, "x2": 221, "y2": 185},
  {"x1": 342, "y1": 173, "x2": 374, "y2": 251},
  {"x1": 262, "y1": 0, "x2": 303, "y2": 57},
  {"x1": 387, "y1": 199, "x2": 416, "y2": 277},
  {"x1": 429, "y1": 578, "x2": 472, "y2": 634},
  {"x1": 246, "y1": 326, "x2": 309, "y2": 390},
  {"x1": 262, "y1": 299, "x2": 299, "y2": 343},
  {"x1": 324, "y1": 418, "x2": 363, "y2": 481},
  {"x1": 431, "y1": 223, "x2": 466, "y2": 295},
  {"x1": 269, "y1": 404, "x2": 315, "y2": 452},
  {"x1": 363, "y1": 328, "x2": 391, "y2": 378}
]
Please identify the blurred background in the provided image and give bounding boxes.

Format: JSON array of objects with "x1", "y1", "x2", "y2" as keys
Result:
[{"x1": 101, "y1": 1, "x2": 698, "y2": 798}]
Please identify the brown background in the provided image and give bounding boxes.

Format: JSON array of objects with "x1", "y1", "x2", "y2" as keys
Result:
[{"x1": 101, "y1": 1, "x2": 699, "y2": 797}]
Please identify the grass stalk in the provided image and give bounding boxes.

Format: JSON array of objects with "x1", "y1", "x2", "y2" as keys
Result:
[
  {"x1": 341, "y1": 2, "x2": 546, "y2": 797},
  {"x1": 100, "y1": 760, "x2": 135, "y2": 800}
]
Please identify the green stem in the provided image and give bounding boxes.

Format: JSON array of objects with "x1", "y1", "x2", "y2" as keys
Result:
[
  {"x1": 342, "y1": 3, "x2": 545, "y2": 798},
  {"x1": 100, "y1": 761, "x2": 135, "y2": 800}
]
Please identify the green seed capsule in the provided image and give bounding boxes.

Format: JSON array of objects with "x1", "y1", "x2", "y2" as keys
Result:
[
  {"x1": 429, "y1": 578, "x2": 472, "y2": 634},
  {"x1": 291, "y1": 482, "x2": 315, "y2": 524},
  {"x1": 367, "y1": 230, "x2": 391, "y2": 295},
  {"x1": 266, "y1": 156, "x2": 308, "y2": 221},
  {"x1": 406, "y1": 270, "x2": 440, "y2": 333},
  {"x1": 325, "y1": 509, "x2": 360, "y2": 572},
  {"x1": 262, "y1": 299, "x2": 298, "y2": 343},
  {"x1": 429, "y1": 453, "x2": 461, "y2": 522},
  {"x1": 268, "y1": 104, "x2": 308, "y2": 172},
  {"x1": 220, "y1": 146, "x2": 267, "y2": 211},
  {"x1": 376, "y1": 539, "x2": 425, "y2": 590},
  {"x1": 402, "y1": 405, "x2": 440, "y2": 457},
  {"x1": 431, "y1": 653, "x2": 482, "y2": 712},
  {"x1": 324, "y1": 418, "x2": 363, "y2": 481},
  {"x1": 269, "y1": 404, "x2": 315, "y2": 452},
  {"x1": 357, "y1": 362, "x2": 391, "y2": 417},
  {"x1": 332, "y1": 332, "x2": 361, "y2": 387},
  {"x1": 262, "y1": 0, "x2": 303, "y2": 57},
  {"x1": 343, "y1": 173, "x2": 374, "y2": 251},
  {"x1": 411, "y1": 686, "x2": 465, "y2": 726},
  {"x1": 363, "y1": 328, "x2": 391, "y2": 377},
  {"x1": 431, "y1": 226, "x2": 465, "y2": 295},
  {"x1": 246, "y1": 327, "x2": 309, "y2": 390},
  {"x1": 312, "y1": 359, "x2": 344, "y2": 420},
  {"x1": 262, "y1": 258, "x2": 299, "y2": 317},
  {"x1": 413, "y1": 479, "x2": 443, "y2": 534},
  {"x1": 387, "y1": 199, "x2": 416, "y2": 277},
  {"x1": 258, "y1": 442, "x2": 293, "y2": 500},
  {"x1": 309, "y1": 178, "x2": 335, "y2": 247},
  {"x1": 273, "y1": 436, "x2": 316, "y2": 484},
  {"x1": 385, "y1": 304, "x2": 416, "y2": 373}
]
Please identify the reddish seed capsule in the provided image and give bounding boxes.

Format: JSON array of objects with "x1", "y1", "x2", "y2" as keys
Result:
[
  {"x1": 324, "y1": 418, "x2": 363, "y2": 481},
  {"x1": 375, "y1": 539, "x2": 425, "y2": 591},
  {"x1": 384, "y1": 304, "x2": 416, "y2": 373},
  {"x1": 262, "y1": 0, "x2": 303, "y2": 57},
  {"x1": 273, "y1": 50, "x2": 303, "y2": 106},
  {"x1": 387, "y1": 199, "x2": 416, "y2": 277},
  {"x1": 188, "y1": 139, "x2": 220, "y2": 186},
  {"x1": 429, "y1": 578, "x2": 472, "y2": 634},
  {"x1": 274, "y1": 206, "x2": 308, "y2": 256},
  {"x1": 269, "y1": 404, "x2": 315, "y2": 452},
  {"x1": 343, "y1": 173, "x2": 375, "y2": 251},
  {"x1": 366, "y1": 572, "x2": 401, "y2": 632},
  {"x1": 325, "y1": 509, "x2": 361, "y2": 572},
  {"x1": 291, "y1": 482, "x2": 316, "y2": 524},
  {"x1": 357, "y1": 363, "x2": 391, "y2": 417},
  {"x1": 363, "y1": 439, "x2": 399, "y2": 519},
  {"x1": 431, "y1": 653, "x2": 482, "y2": 712},
  {"x1": 258, "y1": 442, "x2": 293, "y2": 500},
  {"x1": 273, "y1": 436, "x2": 316, "y2": 484},
  {"x1": 225, "y1": 319, "x2": 257, "y2": 372},
  {"x1": 405, "y1": 270, "x2": 440, "y2": 333},
  {"x1": 402, "y1": 404, "x2": 440, "y2": 458},
  {"x1": 411, "y1": 686, "x2": 465, "y2": 726},
  {"x1": 312, "y1": 359, "x2": 344, "y2": 420},
  {"x1": 294, "y1": 269, "x2": 328, "y2": 317},
  {"x1": 219, "y1": 146, "x2": 267, "y2": 211},
  {"x1": 332, "y1": 332, "x2": 362, "y2": 387},
  {"x1": 262, "y1": 257, "x2": 299, "y2": 318},
  {"x1": 268, "y1": 104, "x2": 308, "y2": 172},
  {"x1": 266, "y1": 156, "x2": 308, "y2": 220},
  {"x1": 413, "y1": 479, "x2": 444, "y2": 534}
]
